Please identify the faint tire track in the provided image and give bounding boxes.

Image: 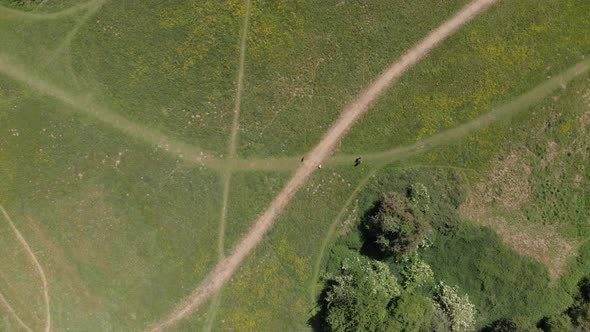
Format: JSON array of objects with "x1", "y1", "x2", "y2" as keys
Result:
[
  {"x1": 0, "y1": 0, "x2": 97, "y2": 21},
  {"x1": 205, "y1": 1, "x2": 251, "y2": 330},
  {"x1": 145, "y1": 1, "x2": 499, "y2": 330},
  {"x1": 45, "y1": 0, "x2": 107, "y2": 66},
  {"x1": 0, "y1": 291, "x2": 33, "y2": 332},
  {"x1": 0, "y1": 205, "x2": 51, "y2": 332},
  {"x1": 216, "y1": 0, "x2": 252, "y2": 264},
  {"x1": 227, "y1": 0, "x2": 251, "y2": 160},
  {"x1": 0, "y1": 55, "x2": 223, "y2": 169},
  {"x1": 329, "y1": 59, "x2": 590, "y2": 166},
  {"x1": 309, "y1": 169, "x2": 377, "y2": 302}
]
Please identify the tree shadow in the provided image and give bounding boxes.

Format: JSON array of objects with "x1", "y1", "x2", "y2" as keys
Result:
[
  {"x1": 358, "y1": 200, "x2": 393, "y2": 261},
  {"x1": 308, "y1": 279, "x2": 337, "y2": 332}
]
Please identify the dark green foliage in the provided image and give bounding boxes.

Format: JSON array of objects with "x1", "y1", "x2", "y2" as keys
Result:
[
  {"x1": 534, "y1": 276, "x2": 590, "y2": 332},
  {"x1": 387, "y1": 292, "x2": 434, "y2": 332},
  {"x1": 579, "y1": 278, "x2": 590, "y2": 302},
  {"x1": 483, "y1": 318, "x2": 540, "y2": 332},
  {"x1": 564, "y1": 277, "x2": 590, "y2": 331},
  {"x1": 540, "y1": 314, "x2": 573, "y2": 332},
  {"x1": 339, "y1": 231, "x2": 363, "y2": 251},
  {"x1": 324, "y1": 243, "x2": 364, "y2": 278},
  {"x1": 334, "y1": 165, "x2": 587, "y2": 330},
  {"x1": 365, "y1": 192, "x2": 429, "y2": 257},
  {"x1": 487, "y1": 319, "x2": 519, "y2": 332},
  {"x1": 318, "y1": 246, "x2": 437, "y2": 332},
  {"x1": 568, "y1": 303, "x2": 590, "y2": 331}
]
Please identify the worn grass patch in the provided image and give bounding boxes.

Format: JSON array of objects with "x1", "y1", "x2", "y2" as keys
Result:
[
  {"x1": 461, "y1": 76, "x2": 590, "y2": 281},
  {"x1": 0, "y1": 74, "x2": 225, "y2": 330}
]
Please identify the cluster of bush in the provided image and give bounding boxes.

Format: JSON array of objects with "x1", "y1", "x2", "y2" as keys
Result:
[
  {"x1": 318, "y1": 250, "x2": 477, "y2": 332},
  {"x1": 314, "y1": 168, "x2": 590, "y2": 332},
  {"x1": 315, "y1": 181, "x2": 477, "y2": 332}
]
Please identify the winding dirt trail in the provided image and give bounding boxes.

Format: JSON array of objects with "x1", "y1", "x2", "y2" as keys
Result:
[
  {"x1": 0, "y1": 205, "x2": 51, "y2": 332},
  {"x1": 145, "y1": 0, "x2": 499, "y2": 330}
]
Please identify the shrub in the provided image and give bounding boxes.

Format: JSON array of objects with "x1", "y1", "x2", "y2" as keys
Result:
[
  {"x1": 400, "y1": 255, "x2": 434, "y2": 291},
  {"x1": 408, "y1": 182, "x2": 431, "y2": 213},
  {"x1": 434, "y1": 282, "x2": 477, "y2": 332},
  {"x1": 323, "y1": 254, "x2": 401, "y2": 332}
]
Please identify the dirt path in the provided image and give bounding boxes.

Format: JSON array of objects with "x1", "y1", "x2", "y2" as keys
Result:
[
  {"x1": 0, "y1": 206, "x2": 51, "y2": 332},
  {"x1": 144, "y1": 1, "x2": 499, "y2": 330}
]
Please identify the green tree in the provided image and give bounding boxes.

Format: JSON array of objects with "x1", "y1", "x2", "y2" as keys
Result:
[
  {"x1": 323, "y1": 255, "x2": 401, "y2": 332},
  {"x1": 366, "y1": 192, "x2": 429, "y2": 257}
]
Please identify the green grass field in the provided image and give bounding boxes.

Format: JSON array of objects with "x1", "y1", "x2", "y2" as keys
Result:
[{"x1": 1, "y1": 0, "x2": 589, "y2": 331}]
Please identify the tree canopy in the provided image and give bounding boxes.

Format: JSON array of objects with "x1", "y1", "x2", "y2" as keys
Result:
[
  {"x1": 365, "y1": 191, "x2": 429, "y2": 257},
  {"x1": 322, "y1": 255, "x2": 401, "y2": 332}
]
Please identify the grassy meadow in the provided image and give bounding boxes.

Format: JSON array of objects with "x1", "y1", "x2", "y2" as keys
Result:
[{"x1": 0, "y1": 0, "x2": 589, "y2": 331}]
